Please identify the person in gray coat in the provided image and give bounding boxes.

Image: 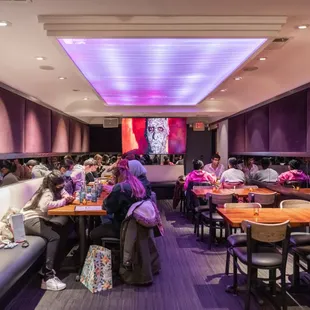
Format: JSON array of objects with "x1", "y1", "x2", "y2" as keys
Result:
[{"x1": 26, "y1": 160, "x2": 50, "y2": 179}]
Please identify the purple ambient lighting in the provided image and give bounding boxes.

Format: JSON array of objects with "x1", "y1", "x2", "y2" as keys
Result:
[{"x1": 58, "y1": 38, "x2": 266, "y2": 106}]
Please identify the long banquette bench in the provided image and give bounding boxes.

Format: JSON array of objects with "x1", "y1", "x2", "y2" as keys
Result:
[
  {"x1": 0, "y1": 178, "x2": 45, "y2": 300},
  {"x1": 145, "y1": 165, "x2": 184, "y2": 200}
]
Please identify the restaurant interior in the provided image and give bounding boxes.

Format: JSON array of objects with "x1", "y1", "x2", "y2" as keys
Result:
[{"x1": 1, "y1": 1, "x2": 310, "y2": 309}]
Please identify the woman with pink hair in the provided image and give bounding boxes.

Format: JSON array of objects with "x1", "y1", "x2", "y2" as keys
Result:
[{"x1": 90, "y1": 159, "x2": 147, "y2": 243}]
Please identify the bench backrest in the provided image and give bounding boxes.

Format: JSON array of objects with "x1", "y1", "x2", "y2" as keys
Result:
[{"x1": 0, "y1": 178, "x2": 43, "y2": 219}]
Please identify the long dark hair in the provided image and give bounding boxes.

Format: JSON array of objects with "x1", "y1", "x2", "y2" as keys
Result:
[{"x1": 24, "y1": 170, "x2": 64, "y2": 211}]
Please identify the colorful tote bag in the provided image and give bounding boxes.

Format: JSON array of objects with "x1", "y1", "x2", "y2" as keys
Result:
[{"x1": 80, "y1": 245, "x2": 113, "y2": 293}]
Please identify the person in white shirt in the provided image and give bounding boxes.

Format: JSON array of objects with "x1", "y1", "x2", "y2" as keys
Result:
[
  {"x1": 220, "y1": 157, "x2": 245, "y2": 186},
  {"x1": 204, "y1": 154, "x2": 225, "y2": 179},
  {"x1": 21, "y1": 171, "x2": 74, "y2": 291},
  {"x1": 253, "y1": 157, "x2": 278, "y2": 183}
]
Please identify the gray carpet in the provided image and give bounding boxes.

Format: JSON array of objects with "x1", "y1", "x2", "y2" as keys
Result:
[{"x1": 6, "y1": 200, "x2": 310, "y2": 310}]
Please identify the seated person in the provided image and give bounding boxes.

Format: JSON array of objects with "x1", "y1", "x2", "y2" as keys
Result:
[
  {"x1": 0, "y1": 160, "x2": 19, "y2": 187},
  {"x1": 90, "y1": 162, "x2": 146, "y2": 243},
  {"x1": 59, "y1": 159, "x2": 75, "y2": 195},
  {"x1": 184, "y1": 159, "x2": 215, "y2": 190},
  {"x1": 203, "y1": 154, "x2": 225, "y2": 179},
  {"x1": 278, "y1": 159, "x2": 309, "y2": 185},
  {"x1": 238, "y1": 157, "x2": 259, "y2": 179},
  {"x1": 71, "y1": 158, "x2": 96, "y2": 190},
  {"x1": 13, "y1": 159, "x2": 31, "y2": 180},
  {"x1": 26, "y1": 159, "x2": 50, "y2": 178},
  {"x1": 127, "y1": 159, "x2": 152, "y2": 198},
  {"x1": 85, "y1": 158, "x2": 98, "y2": 184},
  {"x1": 175, "y1": 155, "x2": 184, "y2": 165},
  {"x1": 253, "y1": 157, "x2": 278, "y2": 183},
  {"x1": 220, "y1": 157, "x2": 245, "y2": 188},
  {"x1": 21, "y1": 171, "x2": 74, "y2": 291},
  {"x1": 162, "y1": 155, "x2": 174, "y2": 166}
]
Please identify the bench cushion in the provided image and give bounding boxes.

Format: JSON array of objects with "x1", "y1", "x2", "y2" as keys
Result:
[{"x1": 0, "y1": 235, "x2": 46, "y2": 298}]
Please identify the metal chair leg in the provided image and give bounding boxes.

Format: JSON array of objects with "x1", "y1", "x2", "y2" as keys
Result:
[
  {"x1": 245, "y1": 267, "x2": 252, "y2": 310},
  {"x1": 281, "y1": 270, "x2": 287, "y2": 310},
  {"x1": 293, "y1": 253, "x2": 300, "y2": 287},
  {"x1": 225, "y1": 248, "x2": 231, "y2": 275},
  {"x1": 269, "y1": 269, "x2": 276, "y2": 296},
  {"x1": 232, "y1": 254, "x2": 238, "y2": 294}
]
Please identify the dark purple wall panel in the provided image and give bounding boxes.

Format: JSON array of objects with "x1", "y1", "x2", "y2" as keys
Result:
[
  {"x1": 25, "y1": 100, "x2": 51, "y2": 153},
  {"x1": 269, "y1": 91, "x2": 307, "y2": 152},
  {"x1": 0, "y1": 88, "x2": 25, "y2": 153},
  {"x1": 228, "y1": 114, "x2": 245, "y2": 153},
  {"x1": 51, "y1": 111, "x2": 70, "y2": 153},
  {"x1": 307, "y1": 90, "x2": 310, "y2": 152},
  {"x1": 245, "y1": 105, "x2": 269, "y2": 152},
  {"x1": 82, "y1": 125, "x2": 89, "y2": 152},
  {"x1": 70, "y1": 119, "x2": 82, "y2": 152}
]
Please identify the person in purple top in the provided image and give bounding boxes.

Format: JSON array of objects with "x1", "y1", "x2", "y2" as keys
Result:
[{"x1": 203, "y1": 154, "x2": 225, "y2": 179}]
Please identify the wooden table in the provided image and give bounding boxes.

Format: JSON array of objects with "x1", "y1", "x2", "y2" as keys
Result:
[
  {"x1": 192, "y1": 187, "x2": 275, "y2": 198},
  {"x1": 48, "y1": 193, "x2": 108, "y2": 280},
  {"x1": 217, "y1": 207, "x2": 310, "y2": 228}
]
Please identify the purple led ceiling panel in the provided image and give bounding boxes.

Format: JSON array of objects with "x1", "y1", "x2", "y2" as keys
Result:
[{"x1": 58, "y1": 38, "x2": 266, "y2": 106}]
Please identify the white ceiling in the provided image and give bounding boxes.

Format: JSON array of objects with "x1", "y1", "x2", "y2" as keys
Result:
[{"x1": 0, "y1": 0, "x2": 310, "y2": 124}]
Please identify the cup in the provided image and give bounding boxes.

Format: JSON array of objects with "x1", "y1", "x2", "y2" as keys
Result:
[
  {"x1": 296, "y1": 186, "x2": 300, "y2": 191},
  {"x1": 253, "y1": 207, "x2": 260, "y2": 216}
]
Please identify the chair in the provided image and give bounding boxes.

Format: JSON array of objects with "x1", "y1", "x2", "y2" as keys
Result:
[
  {"x1": 248, "y1": 192, "x2": 277, "y2": 208},
  {"x1": 224, "y1": 203, "x2": 262, "y2": 275},
  {"x1": 280, "y1": 199, "x2": 310, "y2": 209},
  {"x1": 200, "y1": 193, "x2": 233, "y2": 249},
  {"x1": 232, "y1": 220, "x2": 290, "y2": 310},
  {"x1": 290, "y1": 234, "x2": 310, "y2": 287}
]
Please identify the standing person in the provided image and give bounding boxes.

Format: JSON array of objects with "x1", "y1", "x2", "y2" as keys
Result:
[
  {"x1": 253, "y1": 158, "x2": 278, "y2": 183},
  {"x1": 26, "y1": 160, "x2": 50, "y2": 179},
  {"x1": 184, "y1": 159, "x2": 215, "y2": 190},
  {"x1": 220, "y1": 157, "x2": 245, "y2": 188},
  {"x1": 94, "y1": 154, "x2": 105, "y2": 176},
  {"x1": 278, "y1": 159, "x2": 309, "y2": 185},
  {"x1": 203, "y1": 154, "x2": 225, "y2": 179},
  {"x1": 90, "y1": 161, "x2": 147, "y2": 243},
  {"x1": 21, "y1": 171, "x2": 74, "y2": 291},
  {"x1": 0, "y1": 160, "x2": 19, "y2": 187}
]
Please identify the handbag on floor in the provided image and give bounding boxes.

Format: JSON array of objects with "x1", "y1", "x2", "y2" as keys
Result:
[{"x1": 80, "y1": 245, "x2": 113, "y2": 293}]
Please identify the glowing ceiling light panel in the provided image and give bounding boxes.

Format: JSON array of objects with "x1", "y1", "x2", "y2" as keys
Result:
[{"x1": 58, "y1": 38, "x2": 266, "y2": 106}]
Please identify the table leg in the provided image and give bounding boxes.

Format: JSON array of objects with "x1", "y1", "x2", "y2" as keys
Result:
[{"x1": 76, "y1": 216, "x2": 87, "y2": 282}]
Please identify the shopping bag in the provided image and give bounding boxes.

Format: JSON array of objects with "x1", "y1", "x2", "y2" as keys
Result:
[{"x1": 80, "y1": 245, "x2": 113, "y2": 293}]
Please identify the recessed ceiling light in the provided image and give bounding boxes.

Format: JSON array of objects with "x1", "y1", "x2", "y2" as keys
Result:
[
  {"x1": 298, "y1": 25, "x2": 308, "y2": 30},
  {"x1": 0, "y1": 21, "x2": 11, "y2": 27},
  {"x1": 259, "y1": 57, "x2": 267, "y2": 61},
  {"x1": 58, "y1": 76, "x2": 67, "y2": 80},
  {"x1": 220, "y1": 89, "x2": 227, "y2": 92},
  {"x1": 210, "y1": 97, "x2": 215, "y2": 100},
  {"x1": 73, "y1": 89, "x2": 80, "y2": 92},
  {"x1": 234, "y1": 77, "x2": 242, "y2": 81},
  {"x1": 83, "y1": 97, "x2": 89, "y2": 100},
  {"x1": 35, "y1": 56, "x2": 46, "y2": 61}
]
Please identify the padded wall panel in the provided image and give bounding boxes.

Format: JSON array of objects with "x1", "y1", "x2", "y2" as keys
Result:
[
  {"x1": 0, "y1": 88, "x2": 25, "y2": 153},
  {"x1": 245, "y1": 105, "x2": 269, "y2": 152},
  {"x1": 82, "y1": 125, "x2": 90, "y2": 152},
  {"x1": 70, "y1": 119, "x2": 82, "y2": 152},
  {"x1": 307, "y1": 90, "x2": 310, "y2": 152},
  {"x1": 228, "y1": 114, "x2": 245, "y2": 153},
  {"x1": 269, "y1": 91, "x2": 307, "y2": 152},
  {"x1": 25, "y1": 100, "x2": 51, "y2": 153},
  {"x1": 51, "y1": 111, "x2": 70, "y2": 153}
]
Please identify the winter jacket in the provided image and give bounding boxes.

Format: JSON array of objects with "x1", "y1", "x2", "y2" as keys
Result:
[
  {"x1": 278, "y1": 169, "x2": 309, "y2": 185},
  {"x1": 31, "y1": 164, "x2": 50, "y2": 179},
  {"x1": 184, "y1": 170, "x2": 215, "y2": 190}
]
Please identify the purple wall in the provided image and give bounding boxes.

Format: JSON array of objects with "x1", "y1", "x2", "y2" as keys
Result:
[
  {"x1": 0, "y1": 86, "x2": 89, "y2": 154},
  {"x1": 228, "y1": 88, "x2": 309, "y2": 154},
  {"x1": 228, "y1": 114, "x2": 245, "y2": 153},
  {"x1": 0, "y1": 88, "x2": 25, "y2": 153}
]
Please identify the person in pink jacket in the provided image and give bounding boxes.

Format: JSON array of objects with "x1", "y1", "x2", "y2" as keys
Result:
[
  {"x1": 278, "y1": 159, "x2": 309, "y2": 185},
  {"x1": 184, "y1": 159, "x2": 216, "y2": 190}
]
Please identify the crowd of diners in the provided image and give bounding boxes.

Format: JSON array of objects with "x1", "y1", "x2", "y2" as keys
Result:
[
  {"x1": 0, "y1": 153, "x2": 184, "y2": 188},
  {"x1": 0, "y1": 152, "x2": 163, "y2": 291},
  {"x1": 183, "y1": 154, "x2": 309, "y2": 190}
]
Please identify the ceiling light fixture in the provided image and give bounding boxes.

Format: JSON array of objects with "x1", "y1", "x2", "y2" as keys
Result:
[
  {"x1": 298, "y1": 25, "x2": 308, "y2": 30},
  {"x1": 259, "y1": 57, "x2": 267, "y2": 61},
  {"x1": 83, "y1": 97, "x2": 88, "y2": 100},
  {"x1": 210, "y1": 97, "x2": 215, "y2": 100},
  {"x1": 234, "y1": 77, "x2": 242, "y2": 81},
  {"x1": 0, "y1": 21, "x2": 10, "y2": 27},
  {"x1": 220, "y1": 89, "x2": 227, "y2": 92},
  {"x1": 58, "y1": 76, "x2": 67, "y2": 80},
  {"x1": 58, "y1": 38, "x2": 267, "y2": 106},
  {"x1": 35, "y1": 56, "x2": 46, "y2": 61}
]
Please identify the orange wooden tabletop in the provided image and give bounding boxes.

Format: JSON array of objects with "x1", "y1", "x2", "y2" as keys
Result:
[
  {"x1": 192, "y1": 187, "x2": 275, "y2": 198},
  {"x1": 217, "y1": 207, "x2": 310, "y2": 228},
  {"x1": 48, "y1": 193, "x2": 108, "y2": 216}
]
